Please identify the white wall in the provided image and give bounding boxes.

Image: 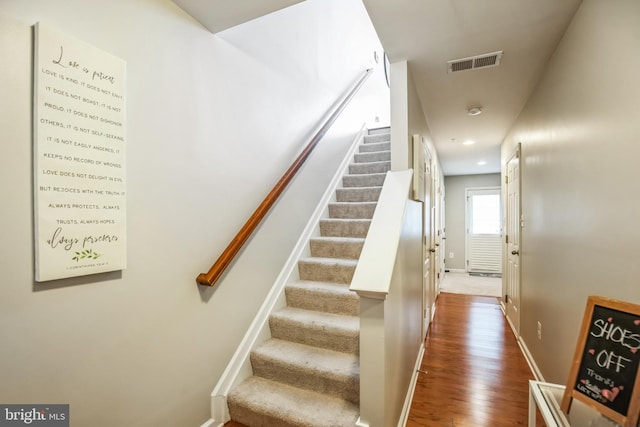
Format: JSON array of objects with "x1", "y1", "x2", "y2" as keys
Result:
[
  {"x1": 443, "y1": 174, "x2": 501, "y2": 271},
  {"x1": 383, "y1": 199, "x2": 423, "y2": 426},
  {"x1": 390, "y1": 61, "x2": 411, "y2": 172},
  {"x1": 501, "y1": 0, "x2": 640, "y2": 384},
  {"x1": 389, "y1": 60, "x2": 444, "y2": 318},
  {"x1": 390, "y1": 61, "x2": 438, "y2": 172},
  {"x1": 0, "y1": 0, "x2": 389, "y2": 425}
]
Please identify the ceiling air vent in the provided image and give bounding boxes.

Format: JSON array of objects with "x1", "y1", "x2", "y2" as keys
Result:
[{"x1": 447, "y1": 51, "x2": 503, "y2": 74}]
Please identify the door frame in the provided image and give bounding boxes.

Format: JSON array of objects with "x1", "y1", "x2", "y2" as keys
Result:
[
  {"x1": 436, "y1": 175, "x2": 445, "y2": 294},
  {"x1": 504, "y1": 143, "x2": 522, "y2": 336}
]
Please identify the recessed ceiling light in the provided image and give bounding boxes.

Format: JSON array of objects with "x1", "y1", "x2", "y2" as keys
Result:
[
  {"x1": 463, "y1": 140, "x2": 476, "y2": 145},
  {"x1": 467, "y1": 106, "x2": 483, "y2": 116},
  {"x1": 477, "y1": 161, "x2": 487, "y2": 166}
]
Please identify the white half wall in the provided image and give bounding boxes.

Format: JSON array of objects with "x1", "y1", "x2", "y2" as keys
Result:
[{"x1": 0, "y1": 0, "x2": 389, "y2": 425}]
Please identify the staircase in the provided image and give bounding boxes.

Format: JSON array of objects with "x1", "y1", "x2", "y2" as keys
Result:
[{"x1": 226, "y1": 128, "x2": 391, "y2": 427}]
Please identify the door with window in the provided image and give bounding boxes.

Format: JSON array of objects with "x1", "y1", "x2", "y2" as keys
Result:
[{"x1": 466, "y1": 188, "x2": 501, "y2": 273}]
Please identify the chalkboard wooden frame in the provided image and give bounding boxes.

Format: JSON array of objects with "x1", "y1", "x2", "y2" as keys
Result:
[{"x1": 561, "y1": 296, "x2": 640, "y2": 426}]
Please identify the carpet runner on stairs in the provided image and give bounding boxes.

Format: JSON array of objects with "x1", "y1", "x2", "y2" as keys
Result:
[{"x1": 227, "y1": 128, "x2": 391, "y2": 427}]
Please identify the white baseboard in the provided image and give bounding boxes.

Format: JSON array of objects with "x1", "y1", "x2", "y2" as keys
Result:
[
  {"x1": 518, "y1": 337, "x2": 545, "y2": 382},
  {"x1": 207, "y1": 126, "x2": 368, "y2": 424},
  {"x1": 505, "y1": 311, "x2": 517, "y2": 338},
  {"x1": 398, "y1": 343, "x2": 426, "y2": 427},
  {"x1": 501, "y1": 306, "x2": 544, "y2": 382},
  {"x1": 501, "y1": 306, "x2": 544, "y2": 383}
]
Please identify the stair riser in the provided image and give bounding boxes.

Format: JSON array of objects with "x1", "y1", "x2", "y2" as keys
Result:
[
  {"x1": 328, "y1": 203, "x2": 376, "y2": 219},
  {"x1": 336, "y1": 187, "x2": 381, "y2": 203},
  {"x1": 320, "y1": 220, "x2": 370, "y2": 238},
  {"x1": 228, "y1": 408, "x2": 299, "y2": 427},
  {"x1": 285, "y1": 285, "x2": 359, "y2": 316},
  {"x1": 269, "y1": 316, "x2": 359, "y2": 354},
  {"x1": 309, "y1": 239, "x2": 363, "y2": 259},
  {"x1": 298, "y1": 260, "x2": 355, "y2": 284},
  {"x1": 250, "y1": 354, "x2": 359, "y2": 404},
  {"x1": 342, "y1": 174, "x2": 386, "y2": 188},
  {"x1": 349, "y1": 161, "x2": 390, "y2": 175},
  {"x1": 354, "y1": 151, "x2": 390, "y2": 163}
]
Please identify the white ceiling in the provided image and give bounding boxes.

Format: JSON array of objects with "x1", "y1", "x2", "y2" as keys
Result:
[
  {"x1": 363, "y1": 0, "x2": 581, "y2": 175},
  {"x1": 173, "y1": 0, "x2": 583, "y2": 176},
  {"x1": 362, "y1": 0, "x2": 583, "y2": 176}
]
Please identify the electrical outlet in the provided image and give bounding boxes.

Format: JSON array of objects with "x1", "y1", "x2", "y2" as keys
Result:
[
  {"x1": 449, "y1": 252, "x2": 454, "y2": 259},
  {"x1": 537, "y1": 321, "x2": 542, "y2": 340}
]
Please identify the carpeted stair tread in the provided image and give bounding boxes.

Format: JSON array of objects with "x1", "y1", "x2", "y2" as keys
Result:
[
  {"x1": 250, "y1": 339, "x2": 359, "y2": 402},
  {"x1": 359, "y1": 141, "x2": 390, "y2": 153},
  {"x1": 336, "y1": 186, "x2": 382, "y2": 202},
  {"x1": 328, "y1": 201, "x2": 377, "y2": 219},
  {"x1": 363, "y1": 133, "x2": 390, "y2": 143},
  {"x1": 269, "y1": 307, "x2": 359, "y2": 354},
  {"x1": 349, "y1": 160, "x2": 391, "y2": 175},
  {"x1": 309, "y1": 236, "x2": 364, "y2": 259},
  {"x1": 285, "y1": 279, "x2": 359, "y2": 315},
  {"x1": 297, "y1": 257, "x2": 357, "y2": 284},
  {"x1": 228, "y1": 376, "x2": 359, "y2": 427},
  {"x1": 342, "y1": 173, "x2": 386, "y2": 188},
  {"x1": 353, "y1": 150, "x2": 390, "y2": 163},
  {"x1": 319, "y1": 218, "x2": 371, "y2": 238},
  {"x1": 367, "y1": 126, "x2": 390, "y2": 135}
]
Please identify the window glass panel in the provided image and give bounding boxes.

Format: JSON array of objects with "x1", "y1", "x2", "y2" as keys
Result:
[{"x1": 472, "y1": 194, "x2": 500, "y2": 234}]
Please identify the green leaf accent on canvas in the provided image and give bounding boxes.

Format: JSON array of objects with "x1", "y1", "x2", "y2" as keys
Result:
[{"x1": 71, "y1": 248, "x2": 101, "y2": 262}]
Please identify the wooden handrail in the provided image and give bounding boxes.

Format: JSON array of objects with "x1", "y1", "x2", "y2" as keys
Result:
[{"x1": 197, "y1": 68, "x2": 374, "y2": 286}]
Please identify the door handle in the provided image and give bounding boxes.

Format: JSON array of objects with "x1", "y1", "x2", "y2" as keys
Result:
[{"x1": 511, "y1": 250, "x2": 519, "y2": 255}]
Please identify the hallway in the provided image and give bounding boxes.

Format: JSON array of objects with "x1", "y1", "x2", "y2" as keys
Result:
[
  {"x1": 439, "y1": 272, "x2": 502, "y2": 298},
  {"x1": 407, "y1": 292, "x2": 534, "y2": 426}
]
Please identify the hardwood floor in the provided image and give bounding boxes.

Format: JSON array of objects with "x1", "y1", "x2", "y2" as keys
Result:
[
  {"x1": 225, "y1": 292, "x2": 539, "y2": 427},
  {"x1": 407, "y1": 292, "x2": 535, "y2": 427}
]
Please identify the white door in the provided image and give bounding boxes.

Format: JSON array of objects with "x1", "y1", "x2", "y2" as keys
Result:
[
  {"x1": 505, "y1": 146, "x2": 521, "y2": 334},
  {"x1": 466, "y1": 188, "x2": 502, "y2": 273},
  {"x1": 413, "y1": 135, "x2": 432, "y2": 339}
]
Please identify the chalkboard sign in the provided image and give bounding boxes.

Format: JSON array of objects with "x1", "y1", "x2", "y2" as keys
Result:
[{"x1": 561, "y1": 296, "x2": 640, "y2": 426}]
